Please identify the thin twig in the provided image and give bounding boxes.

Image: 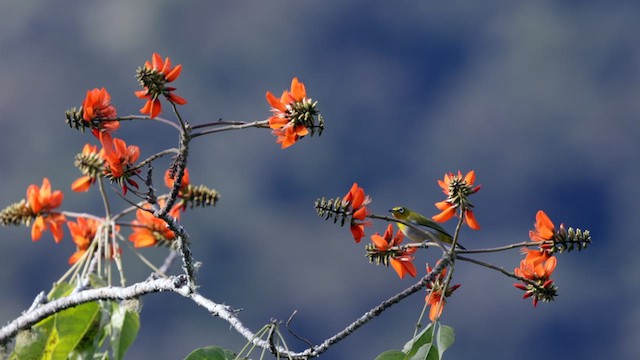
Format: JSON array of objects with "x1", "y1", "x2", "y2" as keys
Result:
[
  {"x1": 97, "y1": 115, "x2": 182, "y2": 131},
  {"x1": 191, "y1": 120, "x2": 270, "y2": 138},
  {"x1": 131, "y1": 148, "x2": 180, "y2": 172}
]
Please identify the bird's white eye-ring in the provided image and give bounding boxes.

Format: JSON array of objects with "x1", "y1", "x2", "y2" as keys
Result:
[{"x1": 398, "y1": 208, "x2": 405, "y2": 214}]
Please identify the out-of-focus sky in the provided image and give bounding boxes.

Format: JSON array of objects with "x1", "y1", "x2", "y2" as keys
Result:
[{"x1": 1, "y1": 1, "x2": 639, "y2": 359}]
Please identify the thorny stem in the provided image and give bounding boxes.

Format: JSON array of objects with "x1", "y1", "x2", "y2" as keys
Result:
[
  {"x1": 0, "y1": 233, "x2": 454, "y2": 359},
  {"x1": 110, "y1": 194, "x2": 173, "y2": 222},
  {"x1": 149, "y1": 106, "x2": 197, "y2": 291},
  {"x1": 281, "y1": 256, "x2": 452, "y2": 359}
]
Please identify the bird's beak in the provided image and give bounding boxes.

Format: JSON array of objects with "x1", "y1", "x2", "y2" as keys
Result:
[{"x1": 388, "y1": 209, "x2": 393, "y2": 213}]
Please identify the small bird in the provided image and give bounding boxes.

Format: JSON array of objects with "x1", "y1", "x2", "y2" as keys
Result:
[{"x1": 389, "y1": 206, "x2": 465, "y2": 249}]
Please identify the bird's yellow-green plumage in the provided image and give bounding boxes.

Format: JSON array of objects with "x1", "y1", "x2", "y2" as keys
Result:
[{"x1": 389, "y1": 206, "x2": 465, "y2": 249}]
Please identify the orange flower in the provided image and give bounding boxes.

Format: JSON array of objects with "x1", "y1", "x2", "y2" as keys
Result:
[
  {"x1": 135, "y1": 53, "x2": 187, "y2": 118},
  {"x1": 342, "y1": 183, "x2": 372, "y2": 243},
  {"x1": 164, "y1": 167, "x2": 190, "y2": 190},
  {"x1": 101, "y1": 137, "x2": 140, "y2": 193},
  {"x1": 529, "y1": 210, "x2": 556, "y2": 242},
  {"x1": 71, "y1": 176, "x2": 94, "y2": 193},
  {"x1": 515, "y1": 249, "x2": 557, "y2": 281},
  {"x1": 82, "y1": 88, "x2": 119, "y2": 135},
  {"x1": 164, "y1": 167, "x2": 191, "y2": 218},
  {"x1": 26, "y1": 178, "x2": 66, "y2": 243},
  {"x1": 129, "y1": 203, "x2": 176, "y2": 248},
  {"x1": 67, "y1": 217, "x2": 101, "y2": 264},
  {"x1": 272, "y1": 125, "x2": 309, "y2": 149},
  {"x1": 432, "y1": 170, "x2": 481, "y2": 230},
  {"x1": 370, "y1": 224, "x2": 417, "y2": 279},
  {"x1": 266, "y1": 77, "x2": 321, "y2": 149},
  {"x1": 71, "y1": 144, "x2": 104, "y2": 192},
  {"x1": 425, "y1": 290, "x2": 445, "y2": 321},
  {"x1": 425, "y1": 264, "x2": 460, "y2": 321},
  {"x1": 514, "y1": 249, "x2": 558, "y2": 307}
]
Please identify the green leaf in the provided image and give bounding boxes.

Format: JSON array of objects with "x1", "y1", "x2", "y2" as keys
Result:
[
  {"x1": 183, "y1": 346, "x2": 238, "y2": 360},
  {"x1": 408, "y1": 343, "x2": 439, "y2": 360},
  {"x1": 52, "y1": 302, "x2": 100, "y2": 360},
  {"x1": 48, "y1": 282, "x2": 74, "y2": 300},
  {"x1": 109, "y1": 301, "x2": 140, "y2": 360},
  {"x1": 435, "y1": 325, "x2": 455, "y2": 358},
  {"x1": 374, "y1": 350, "x2": 406, "y2": 360},
  {"x1": 42, "y1": 327, "x2": 59, "y2": 360},
  {"x1": 402, "y1": 323, "x2": 434, "y2": 358},
  {"x1": 10, "y1": 314, "x2": 56, "y2": 360}
]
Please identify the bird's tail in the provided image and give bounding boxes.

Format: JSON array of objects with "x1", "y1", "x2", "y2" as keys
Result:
[{"x1": 437, "y1": 232, "x2": 466, "y2": 250}]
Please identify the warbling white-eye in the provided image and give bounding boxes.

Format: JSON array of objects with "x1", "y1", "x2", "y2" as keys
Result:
[{"x1": 389, "y1": 206, "x2": 465, "y2": 249}]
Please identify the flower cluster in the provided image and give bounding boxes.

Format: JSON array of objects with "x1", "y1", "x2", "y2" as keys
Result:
[
  {"x1": 513, "y1": 249, "x2": 558, "y2": 307},
  {"x1": 71, "y1": 137, "x2": 141, "y2": 194},
  {"x1": 425, "y1": 263, "x2": 461, "y2": 321},
  {"x1": 129, "y1": 203, "x2": 176, "y2": 248},
  {"x1": 2, "y1": 52, "x2": 224, "y2": 271},
  {"x1": 432, "y1": 170, "x2": 480, "y2": 230},
  {"x1": 266, "y1": 77, "x2": 323, "y2": 148},
  {"x1": 135, "y1": 53, "x2": 187, "y2": 118},
  {"x1": 27, "y1": 178, "x2": 66, "y2": 243},
  {"x1": 83, "y1": 88, "x2": 119, "y2": 135},
  {"x1": 101, "y1": 137, "x2": 141, "y2": 193},
  {"x1": 66, "y1": 217, "x2": 102, "y2": 264},
  {"x1": 71, "y1": 144, "x2": 104, "y2": 192},
  {"x1": 65, "y1": 88, "x2": 119, "y2": 137},
  {"x1": 164, "y1": 168, "x2": 219, "y2": 218},
  {"x1": 314, "y1": 183, "x2": 373, "y2": 243},
  {"x1": 366, "y1": 224, "x2": 417, "y2": 279},
  {"x1": 341, "y1": 183, "x2": 372, "y2": 243},
  {"x1": 0, "y1": 178, "x2": 66, "y2": 243},
  {"x1": 530, "y1": 210, "x2": 591, "y2": 253}
]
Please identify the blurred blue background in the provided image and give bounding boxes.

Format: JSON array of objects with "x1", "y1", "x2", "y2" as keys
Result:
[{"x1": 1, "y1": 1, "x2": 638, "y2": 359}]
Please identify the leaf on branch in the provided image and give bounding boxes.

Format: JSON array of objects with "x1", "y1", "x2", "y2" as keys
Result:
[
  {"x1": 110, "y1": 301, "x2": 140, "y2": 360},
  {"x1": 374, "y1": 350, "x2": 406, "y2": 360},
  {"x1": 436, "y1": 325, "x2": 455, "y2": 358},
  {"x1": 183, "y1": 346, "x2": 242, "y2": 360}
]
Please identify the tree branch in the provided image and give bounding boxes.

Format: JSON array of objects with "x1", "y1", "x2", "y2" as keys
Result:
[{"x1": 0, "y1": 276, "x2": 189, "y2": 345}]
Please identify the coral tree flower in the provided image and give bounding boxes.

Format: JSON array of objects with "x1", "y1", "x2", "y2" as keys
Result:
[
  {"x1": 26, "y1": 178, "x2": 66, "y2": 242},
  {"x1": 82, "y1": 88, "x2": 119, "y2": 135},
  {"x1": 67, "y1": 217, "x2": 101, "y2": 264},
  {"x1": 135, "y1": 53, "x2": 187, "y2": 118},
  {"x1": 266, "y1": 77, "x2": 320, "y2": 148},
  {"x1": 129, "y1": 203, "x2": 176, "y2": 248},
  {"x1": 342, "y1": 182, "x2": 372, "y2": 243},
  {"x1": 514, "y1": 249, "x2": 558, "y2": 307},
  {"x1": 425, "y1": 263, "x2": 460, "y2": 321},
  {"x1": 164, "y1": 167, "x2": 191, "y2": 218},
  {"x1": 370, "y1": 224, "x2": 417, "y2": 279},
  {"x1": 100, "y1": 137, "x2": 140, "y2": 193},
  {"x1": 71, "y1": 144, "x2": 104, "y2": 192},
  {"x1": 164, "y1": 167, "x2": 190, "y2": 190},
  {"x1": 529, "y1": 210, "x2": 556, "y2": 250},
  {"x1": 432, "y1": 170, "x2": 481, "y2": 230}
]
